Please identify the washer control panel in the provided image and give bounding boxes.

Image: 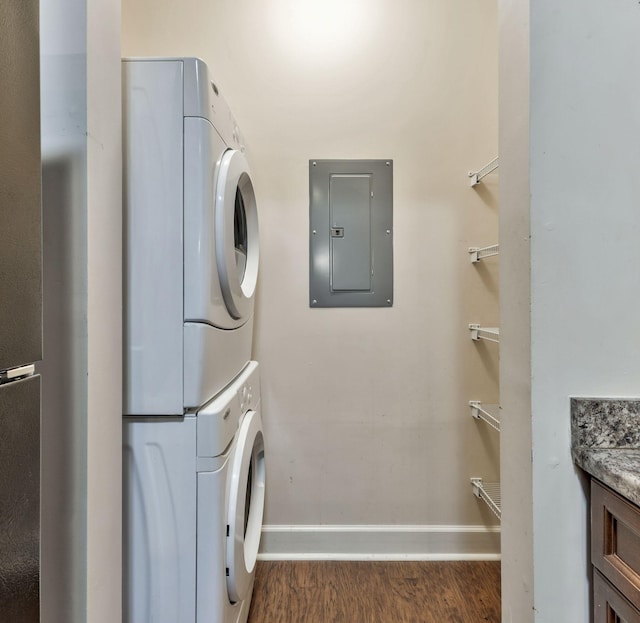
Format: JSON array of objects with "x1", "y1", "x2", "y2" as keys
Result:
[
  {"x1": 239, "y1": 382, "x2": 255, "y2": 413},
  {"x1": 197, "y1": 361, "x2": 260, "y2": 459}
]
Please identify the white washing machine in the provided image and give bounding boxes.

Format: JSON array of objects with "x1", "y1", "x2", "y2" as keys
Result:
[
  {"x1": 122, "y1": 57, "x2": 259, "y2": 416},
  {"x1": 124, "y1": 361, "x2": 265, "y2": 623}
]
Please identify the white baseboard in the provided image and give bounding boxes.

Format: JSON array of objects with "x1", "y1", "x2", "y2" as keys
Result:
[{"x1": 258, "y1": 524, "x2": 501, "y2": 561}]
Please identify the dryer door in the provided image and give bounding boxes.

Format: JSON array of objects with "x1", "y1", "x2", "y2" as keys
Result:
[
  {"x1": 184, "y1": 119, "x2": 258, "y2": 330},
  {"x1": 226, "y1": 409, "x2": 265, "y2": 603},
  {"x1": 215, "y1": 150, "x2": 259, "y2": 323}
]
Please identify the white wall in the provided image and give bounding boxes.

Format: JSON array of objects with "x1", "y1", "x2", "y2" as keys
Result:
[
  {"x1": 40, "y1": 0, "x2": 122, "y2": 620},
  {"x1": 86, "y1": 0, "x2": 122, "y2": 620},
  {"x1": 498, "y1": 0, "x2": 534, "y2": 620},
  {"x1": 500, "y1": 1, "x2": 640, "y2": 620},
  {"x1": 123, "y1": 0, "x2": 500, "y2": 556}
]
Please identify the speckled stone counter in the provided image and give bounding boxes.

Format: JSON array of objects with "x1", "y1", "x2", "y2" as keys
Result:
[{"x1": 571, "y1": 398, "x2": 640, "y2": 506}]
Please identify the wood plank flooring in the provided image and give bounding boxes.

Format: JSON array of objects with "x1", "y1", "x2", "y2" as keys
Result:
[{"x1": 248, "y1": 561, "x2": 500, "y2": 623}]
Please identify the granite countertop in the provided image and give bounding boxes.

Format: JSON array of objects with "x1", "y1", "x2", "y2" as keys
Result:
[{"x1": 571, "y1": 398, "x2": 640, "y2": 506}]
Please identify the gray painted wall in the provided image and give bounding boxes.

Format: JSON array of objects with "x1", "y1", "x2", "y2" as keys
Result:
[
  {"x1": 500, "y1": 1, "x2": 640, "y2": 620},
  {"x1": 40, "y1": 0, "x2": 121, "y2": 620}
]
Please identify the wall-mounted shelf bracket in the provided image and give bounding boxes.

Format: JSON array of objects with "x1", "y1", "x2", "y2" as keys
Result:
[
  {"x1": 469, "y1": 401, "x2": 500, "y2": 432},
  {"x1": 469, "y1": 244, "x2": 499, "y2": 263},
  {"x1": 468, "y1": 324, "x2": 500, "y2": 343},
  {"x1": 471, "y1": 478, "x2": 501, "y2": 520},
  {"x1": 468, "y1": 157, "x2": 499, "y2": 187}
]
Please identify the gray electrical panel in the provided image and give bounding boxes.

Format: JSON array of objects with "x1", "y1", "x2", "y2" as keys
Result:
[{"x1": 309, "y1": 159, "x2": 393, "y2": 307}]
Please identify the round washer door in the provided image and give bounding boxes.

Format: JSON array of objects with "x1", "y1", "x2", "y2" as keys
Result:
[
  {"x1": 215, "y1": 150, "x2": 259, "y2": 322},
  {"x1": 226, "y1": 409, "x2": 266, "y2": 603}
]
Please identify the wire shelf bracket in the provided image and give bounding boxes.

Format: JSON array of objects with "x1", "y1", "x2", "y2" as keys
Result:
[
  {"x1": 468, "y1": 157, "x2": 499, "y2": 187},
  {"x1": 468, "y1": 324, "x2": 500, "y2": 343},
  {"x1": 469, "y1": 244, "x2": 499, "y2": 263},
  {"x1": 471, "y1": 478, "x2": 501, "y2": 520},
  {"x1": 469, "y1": 401, "x2": 500, "y2": 432}
]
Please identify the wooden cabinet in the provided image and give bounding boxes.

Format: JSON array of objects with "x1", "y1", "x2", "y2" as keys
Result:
[
  {"x1": 592, "y1": 480, "x2": 640, "y2": 622},
  {"x1": 594, "y1": 569, "x2": 640, "y2": 623}
]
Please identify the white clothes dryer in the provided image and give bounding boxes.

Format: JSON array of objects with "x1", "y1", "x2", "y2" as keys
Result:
[
  {"x1": 123, "y1": 361, "x2": 265, "y2": 623},
  {"x1": 122, "y1": 57, "x2": 259, "y2": 415}
]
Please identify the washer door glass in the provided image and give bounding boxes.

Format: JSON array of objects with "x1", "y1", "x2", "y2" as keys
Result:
[
  {"x1": 226, "y1": 409, "x2": 265, "y2": 603},
  {"x1": 215, "y1": 150, "x2": 259, "y2": 322}
]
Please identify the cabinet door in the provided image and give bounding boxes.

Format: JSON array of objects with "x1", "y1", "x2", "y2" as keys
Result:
[
  {"x1": 595, "y1": 569, "x2": 640, "y2": 623},
  {"x1": 592, "y1": 479, "x2": 640, "y2": 611},
  {"x1": 0, "y1": 0, "x2": 42, "y2": 370}
]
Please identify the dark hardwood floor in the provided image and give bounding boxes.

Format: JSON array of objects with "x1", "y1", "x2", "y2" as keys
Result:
[{"x1": 248, "y1": 560, "x2": 500, "y2": 623}]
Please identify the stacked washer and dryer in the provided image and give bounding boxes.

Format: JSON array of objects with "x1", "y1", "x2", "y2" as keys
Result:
[{"x1": 122, "y1": 58, "x2": 265, "y2": 623}]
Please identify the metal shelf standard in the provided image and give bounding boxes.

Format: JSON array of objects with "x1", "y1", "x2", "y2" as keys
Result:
[
  {"x1": 468, "y1": 157, "x2": 499, "y2": 187},
  {"x1": 468, "y1": 324, "x2": 500, "y2": 343},
  {"x1": 469, "y1": 401, "x2": 500, "y2": 433},
  {"x1": 469, "y1": 244, "x2": 499, "y2": 263},
  {"x1": 471, "y1": 478, "x2": 501, "y2": 520}
]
